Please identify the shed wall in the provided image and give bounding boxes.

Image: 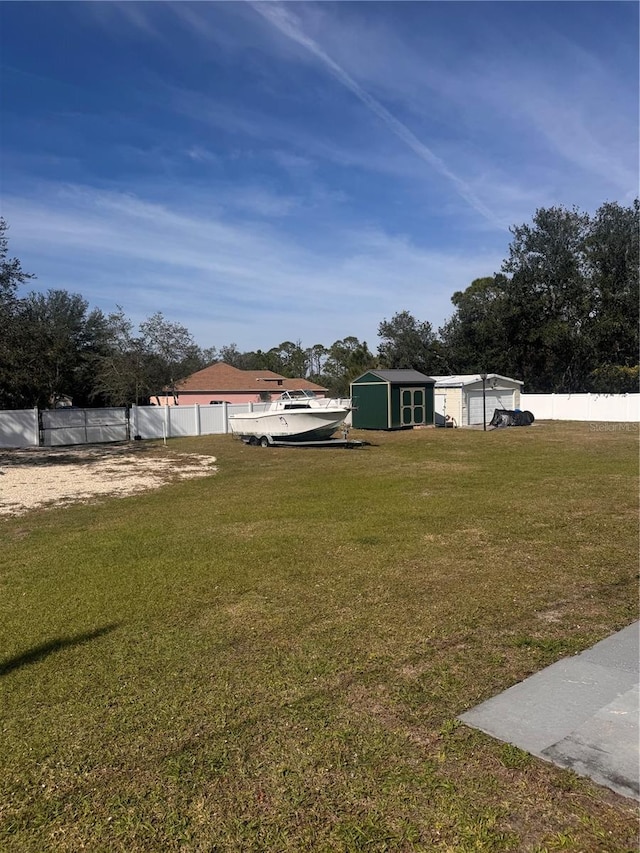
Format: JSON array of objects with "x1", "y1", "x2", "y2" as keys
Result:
[
  {"x1": 351, "y1": 383, "x2": 390, "y2": 429},
  {"x1": 352, "y1": 375, "x2": 435, "y2": 430}
]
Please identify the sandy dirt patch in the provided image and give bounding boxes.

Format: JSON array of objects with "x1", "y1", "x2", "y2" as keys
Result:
[{"x1": 0, "y1": 443, "x2": 217, "y2": 517}]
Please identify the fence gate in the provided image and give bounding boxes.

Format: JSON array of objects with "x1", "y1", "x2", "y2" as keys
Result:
[{"x1": 41, "y1": 407, "x2": 129, "y2": 446}]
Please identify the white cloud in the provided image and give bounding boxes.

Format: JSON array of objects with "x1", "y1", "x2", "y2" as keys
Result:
[
  {"x1": 249, "y1": 3, "x2": 637, "y2": 218},
  {"x1": 3, "y1": 183, "x2": 504, "y2": 350},
  {"x1": 251, "y1": 2, "x2": 504, "y2": 229},
  {"x1": 186, "y1": 146, "x2": 219, "y2": 164},
  {"x1": 85, "y1": 1, "x2": 167, "y2": 43},
  {"x1": 85, "y1": 2, "x2": 637, "y2": 222},
  {"x1": 6, "y1": 1, "x2": 633, "y2": 358}
]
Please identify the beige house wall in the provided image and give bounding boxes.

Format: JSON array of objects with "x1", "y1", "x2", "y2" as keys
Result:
[{"x1": 435, "y1": 387, "x2": 463, "y2": 424}]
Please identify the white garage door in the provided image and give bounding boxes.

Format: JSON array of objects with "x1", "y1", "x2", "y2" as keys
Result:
[{"x1": 467, "y1": 390, "x2": 515, "y2": 425}]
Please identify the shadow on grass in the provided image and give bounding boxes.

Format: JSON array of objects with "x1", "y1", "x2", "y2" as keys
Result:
[
  {"x1": 0, "y1": 441, "x2": 165, "y2": 469},
  {"x1": 0, "y1": 623, "x2": 120, "y2": 676}
]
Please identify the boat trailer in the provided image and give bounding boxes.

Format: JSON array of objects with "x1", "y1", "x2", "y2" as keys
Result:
[{"x1": 239, "y1": 435, "x2": 366, "y2": 449}]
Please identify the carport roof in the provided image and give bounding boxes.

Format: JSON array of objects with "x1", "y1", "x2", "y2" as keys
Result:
[{"x1": 432, "y1": 374, "x2": 523, "y2": 388}]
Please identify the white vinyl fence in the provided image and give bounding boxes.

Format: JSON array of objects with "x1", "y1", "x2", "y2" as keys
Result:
[
  {"x1": 42, "y1": 407, "x2": 128, "y2": 446},
  {"x1": 0, "y1": 395, "x2": 637, "y2": 448},
  {"x1": 0, "y1": 402, "x2": 271, "y2": 448},
  {"x1": 520, "y1": 393, "x2": 639, "y2": 422},
  {"x1": 128, "y1": 402, "x2": 270, "y2": 440},
  {"x1": 0, "y1": 408, "x2": 39, "y2": 448}
]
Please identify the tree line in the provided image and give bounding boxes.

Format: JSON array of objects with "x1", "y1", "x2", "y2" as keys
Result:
[{"x1": 1, "y1": 199, "x2": 637, "y2": 408}]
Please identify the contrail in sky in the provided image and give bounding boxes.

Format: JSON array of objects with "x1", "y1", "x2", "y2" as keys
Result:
[{"x1": 252, "y1": 2, "x2": 503, "y2": 228}]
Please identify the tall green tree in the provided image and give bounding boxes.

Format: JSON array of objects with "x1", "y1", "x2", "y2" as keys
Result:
[
  {"x1": 306, "y1": 343, "x2": 328, "y2": 384},
  {"x1": 0, "y1": 219, "x2": 35, "y2": 408},
  {"x1": 262, "y1": 341, "x2": 309, "y2": 378},
  {"x1": 94, "y1": 311, "x2": 210, "y2": 405},
  {"x1": 583, "y1": 200, "x2": 639, "y2": 383},
  {"x1": 92, "y1": 309, "x2": 152, "y2": 406},
  {"x1": 439, "y1": 276, "x2": 510, "y2": 375},
  {"x1": 441, "y1": 201, "x2": 639, "y2": 392},
  {"x1": 501, "y1": 205, "x2": 593, "y2": 391},
  {"x1": 139, "y1": 312, "x2": 204, "y2": 397},
  {"x1": 218, "y1": 343, "x2": 256, "y2": 370},
  {"x1": 322, "y1": 337, "x2": 376, "y2": 397},
  {"x1": 20, "y1": 290, "x2": 109, "y2": 407},
  {"x1": 377, "y1": 310, "x2": 440, "y2": 375}
]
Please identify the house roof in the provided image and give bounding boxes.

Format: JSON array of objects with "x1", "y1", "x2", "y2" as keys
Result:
[
  {"x1": 431, "y1": 373, "x2": 523, "y2": 388},
  {"x1": 175, "y1": 362, "x2": 327, "y2": 393},
  {"x1": 354, "y1": 369, "x2": 435, "y2": 384}
]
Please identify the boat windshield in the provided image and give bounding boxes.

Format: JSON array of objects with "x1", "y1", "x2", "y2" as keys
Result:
[{"x1": 279, "y1": 390, "x2": 315, "y2": 401}]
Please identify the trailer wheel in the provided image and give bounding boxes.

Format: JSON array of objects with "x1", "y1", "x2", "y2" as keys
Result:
[
  {"x1": 248, "y1": 436, "x2": 259, "y2": 446},
  {"x1": 260, "y1": 436, "x2": 270, "y2": 448}
]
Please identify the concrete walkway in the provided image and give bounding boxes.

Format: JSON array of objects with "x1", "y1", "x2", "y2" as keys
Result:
[{"x1": 459, "y1": 621, "x2": 639, "y2": 800}]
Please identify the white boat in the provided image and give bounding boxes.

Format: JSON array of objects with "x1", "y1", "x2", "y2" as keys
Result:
[{"x1": 228, "y1": 390, "x2": 351, "y2": 444}]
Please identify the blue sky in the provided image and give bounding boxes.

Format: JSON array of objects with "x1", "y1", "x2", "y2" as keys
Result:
[{"x1": 1, "y1": 1, "x2": 637, "y2": 352}]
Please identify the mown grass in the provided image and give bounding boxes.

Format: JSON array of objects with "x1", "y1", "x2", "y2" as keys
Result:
[{"x1": 1, "y1": 422, "x2": 638, "y2": 852}]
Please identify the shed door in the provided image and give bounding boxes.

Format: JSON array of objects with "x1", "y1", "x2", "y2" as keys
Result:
[
  {"x1": 400, "y1": 387, "x2": 425, "y2": 426},
  {"x1": 467, "y1": 390, "x2": 515, "y2": 425}
]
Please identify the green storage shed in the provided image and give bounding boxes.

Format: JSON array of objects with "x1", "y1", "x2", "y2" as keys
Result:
[{"x1": 350, "y1": 370, "x2": 435, "y2": 430}]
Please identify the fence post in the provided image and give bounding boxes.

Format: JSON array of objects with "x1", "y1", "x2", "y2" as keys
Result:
[
  {"x1": 33, "y1": 407, "x2": 40, "y2": 447},
  {"x1": 195, "y1": 404, "x2": 201, "y2": 436},
  {"x1": 164, "y1": 404, "x2": 171, "y2": 440},
  {"x1": 221, "y1": 401, "x2": 228, "y2": 434}
]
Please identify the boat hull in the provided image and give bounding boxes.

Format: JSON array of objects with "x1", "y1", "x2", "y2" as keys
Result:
[{"x1": 229, "y1": 408, "x2": 348, "y2": 441}]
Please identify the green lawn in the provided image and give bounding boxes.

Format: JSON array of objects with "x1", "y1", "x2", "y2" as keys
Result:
[{"x1": 1, "y1": 422, "x2": 638, "y2": 852}]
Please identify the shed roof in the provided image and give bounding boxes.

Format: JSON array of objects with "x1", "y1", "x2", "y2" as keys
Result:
[
  {"x1": 354, "y1": 369, "x2": 435, "y2": 384},
  {"x1": 432, "y1": 373, "x2": 523, "y2": 388},
  {"x1": 175, "y1": 362, "x2": 327, "y2": 393}
]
